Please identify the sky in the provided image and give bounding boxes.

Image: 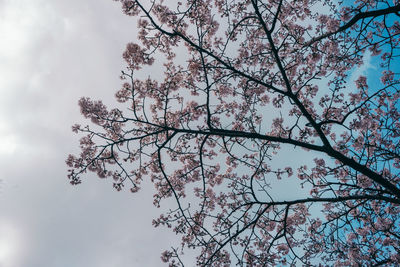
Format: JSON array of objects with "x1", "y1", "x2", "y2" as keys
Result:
[
  {"x1": 0, "y1": 0, "x2": 181, "y2": 266},
  {"x1": 0, "y1": 1, "x2": 378, "y2": 266}
]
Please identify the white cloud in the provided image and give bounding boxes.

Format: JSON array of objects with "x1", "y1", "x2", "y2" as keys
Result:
[
  {"x1": 349, "y1": 50, "x2": 374, "y2": 83},
  {"x1": 0, "y1": 1, "x2": 177, "y2": 266},
  {"x1": 0, "y1": 220, "x2": 23, "y2": 267}
]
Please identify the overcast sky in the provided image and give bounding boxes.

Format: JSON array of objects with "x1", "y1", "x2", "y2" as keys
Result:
[
  {"x1": 0, "y1": 1, "x2": 376, "y2": 267},
  {"x1": 0, "y1": 1, "x2": 182, "y2": 266}
]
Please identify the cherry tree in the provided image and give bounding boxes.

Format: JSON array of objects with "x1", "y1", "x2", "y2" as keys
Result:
[{"x1": 67, "y1": 0, "x2": 400, "y2": 265}]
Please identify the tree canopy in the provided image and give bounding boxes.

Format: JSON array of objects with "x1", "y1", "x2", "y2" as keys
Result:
[{"x1": 67, "y1": 0, "x2": 400, "y2": 265}]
